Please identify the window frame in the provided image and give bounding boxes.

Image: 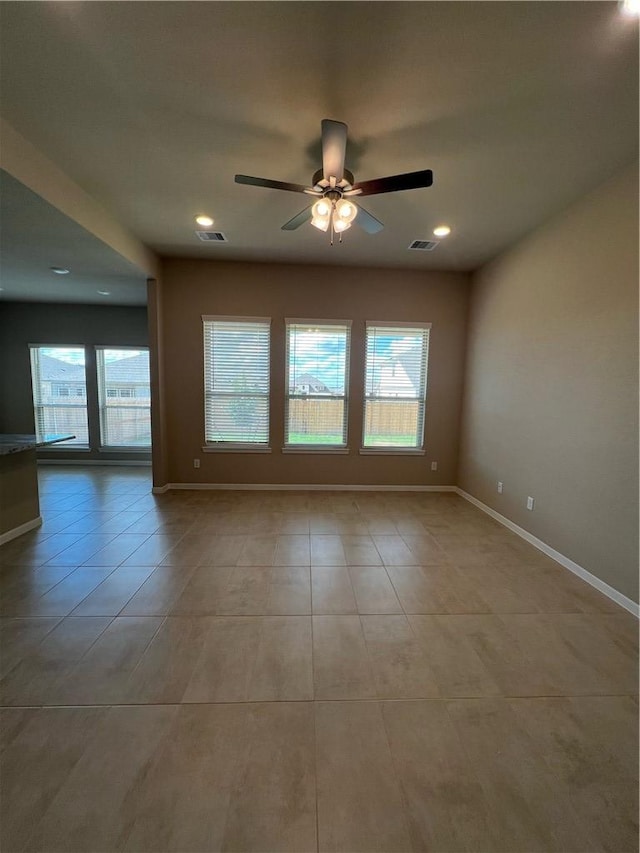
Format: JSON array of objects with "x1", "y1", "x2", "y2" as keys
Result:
[
  {"x1": 28, "y1": 344, "x2": 90, "y2": 448},
  {"x1": 360, "y1": 321, "x2": 431, "y2": 455},
  {"x1": 202, "y1": 315, "x2": 272, "y2": 453},
  {"x1": 95, "y1": 345, "x2": 152, "y2": 450},
  {"x1": 283, "y1": 318, "x2": 352, "y2": 453}
]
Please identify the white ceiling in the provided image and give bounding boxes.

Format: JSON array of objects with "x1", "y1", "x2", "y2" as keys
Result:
[{"x1": 0, "y1": 1, "x2": 637, "y2": 298}]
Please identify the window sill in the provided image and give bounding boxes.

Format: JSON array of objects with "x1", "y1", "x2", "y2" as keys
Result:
[
  {"x1": 202, "y1": 445, "x2": 272, "y2": 454},
  {"x1": 37, "y1": 445, "x2": 90, "y2": 452},
  {"x1": 359, "y1": 447, "x2": 426, "y2": 456},
  {"x1": 282, "y1": 446, "x2": 350, "y2": 455},
  {"x1": 99, "y1": 447, "x2": 151, "y2": 453}
]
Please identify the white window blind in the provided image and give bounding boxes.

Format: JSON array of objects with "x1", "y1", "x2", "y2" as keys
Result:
[
  {"x1": 363, "y1": 323, "x2": 431, "y2": 448},
  {"x1": 203, "y1": 317, "x2": 271, "y2": 446},
  {"x1": 285, "y1": 320, "x2": 351, "y2": 447},
  {"x1": 29, "y1": 345, "x2": 89, "y2": 446},
  {"x1": 96, "y1": 348, "x2": 151, "y2": 447}
]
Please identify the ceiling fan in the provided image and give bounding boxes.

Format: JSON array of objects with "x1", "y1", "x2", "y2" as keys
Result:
[{"x1": 235, "y1": 119, "x2": 433, "y2": 242}]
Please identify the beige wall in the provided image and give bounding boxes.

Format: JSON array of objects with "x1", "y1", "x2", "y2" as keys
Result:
[
  {"x1": 459, "y1": 163, "x2": 639, "y2": 602},
  {"x1": 159, "y1": 259, "x2": 470, "y2": 487}
]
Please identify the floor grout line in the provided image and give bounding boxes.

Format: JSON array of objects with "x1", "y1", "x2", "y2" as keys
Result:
[
  {"x1": 4, "y1": 691, "x2": 638, "y2": 711},
  {"x1": 310, "y1": 566, "x2": 320, "y2": 853}
]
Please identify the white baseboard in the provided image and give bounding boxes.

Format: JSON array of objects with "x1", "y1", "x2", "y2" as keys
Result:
[
  {"x1": 455, "y1": 488, "x2": 639, "y2": 618},
  {"x1": 0, "y1": 516, "x2": 42, "y2": 546},
  {"x1": 156, "y1": 483, "x2": 457, "y2": 492},
  {"x1": 38, "y1": 459, "x2": 152, "y2": 467}
]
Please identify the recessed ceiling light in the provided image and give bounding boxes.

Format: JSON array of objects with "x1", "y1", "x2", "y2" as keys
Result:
[
  {"x1": 619, "y1": 0, "x2": 640, "y2": 17},
  {"x1": 97, "y1": 290, "x2": 111, "y2": 296},
  {"x1": 433, "y1": 225, "x2": 451, "y2": 238},
  {"x1": 50, "y1": 266, "x2": 70, "y2": 275},
  {"x1": 195, "y1": 215, "x2": 214, "y2": 227}
]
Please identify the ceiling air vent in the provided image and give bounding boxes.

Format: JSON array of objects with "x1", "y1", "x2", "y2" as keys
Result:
[
  {"x1": 195, "y1": 230, "x2": 227, "y2": 242},
  {"x1": 408, "y1": 239, "x2": 439, "y2": 251}
]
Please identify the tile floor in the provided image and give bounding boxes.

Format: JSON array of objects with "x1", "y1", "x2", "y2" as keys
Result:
[{"x1": 0, "y1": 466, "x2": 637, "y2": 852}]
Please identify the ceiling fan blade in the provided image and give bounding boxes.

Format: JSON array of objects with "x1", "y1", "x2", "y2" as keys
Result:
[
  {"x1": 235, "y1": 174, "x2": 309, "y2": 194},
  {"x1": 353, "y1": 169, "x2": 433, "y2": 197},
  {"x1": 321, "y1": 119, "x2": 347, "y2": 183},
  {"x1": 281, "y1": 206, "x2": 313, "y2": 231},
  {"x1": 355, "y1": 204, "x2": 384, "y2": 234}
]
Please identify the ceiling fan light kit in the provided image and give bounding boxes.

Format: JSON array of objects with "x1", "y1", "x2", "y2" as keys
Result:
[
  {"x1": 311, "y1": 195, "x2": 358, "y2": 243},
  {"x1": 235, "y1": 119, "x2": 434, "y2": 244}
]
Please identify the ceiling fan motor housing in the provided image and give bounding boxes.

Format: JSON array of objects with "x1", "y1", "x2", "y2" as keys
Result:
[{"x1": 312, "y1": 168, "x2": 355, "y2": 194}]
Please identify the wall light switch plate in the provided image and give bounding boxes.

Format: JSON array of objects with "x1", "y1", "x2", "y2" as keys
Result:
[
  {"x1": 497, "y1": 481, "x2": 503, "y2": 494},
  {"x1": 526, "y1": 496, "x2": 534, "y2": 510}
]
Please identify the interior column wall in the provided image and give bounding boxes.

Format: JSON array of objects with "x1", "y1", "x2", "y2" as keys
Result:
[{"x1": 148, "y1": 277, "x2": 169, "y2": 488}]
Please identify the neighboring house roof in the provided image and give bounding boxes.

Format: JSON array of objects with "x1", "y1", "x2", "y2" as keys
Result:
[
  {"x1": 101, "y1": 352, "x2": 149, "y2": 383},
  {"x1": 36, "y1": 352, "x2": 149, "y2": 384},
  {"x1": 37, "y1": 354, "x2": 87, "y2": 382},
  {"x1": 293, "y1": 372, "x2": 332, "y2": 394}
]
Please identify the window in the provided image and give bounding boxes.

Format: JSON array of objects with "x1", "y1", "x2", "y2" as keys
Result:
[
  {"x1": 285, "y1": 320, "x2": 351, "y2": 448},
  {"x1": 96, "y1": 348, "x2": 151, "y2": 447},
  {"x1": 203, "y1": 316, "x2": 271, "y2": 447},
  {"x1": 363, "y1": 322, "x2": 430, "y2": 449},
  {"x1": 29, "y1": 346, "x2": 89, "y2": 446}
]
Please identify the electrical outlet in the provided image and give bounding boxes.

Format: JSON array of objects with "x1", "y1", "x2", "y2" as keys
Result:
[
  {"x1": 431, "y1": 461, "x2": 438, "y2": 471},
  {"x1": 193, "y1": 458, "x2": 200, "y2": 469},
  {"x1": 526, "y1": 496, "x2": 534, "y2": 511},
  {"x1": 497, "y1": 481, "x2": 503, "y2": 494}
]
